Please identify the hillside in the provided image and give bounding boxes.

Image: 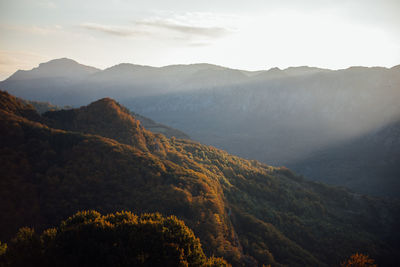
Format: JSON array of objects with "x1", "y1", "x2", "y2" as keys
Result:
[
  {"x1": 2, "y1": 59, "x2": 400, "y2": 198},
  {"x1": 0, "y1": 91, "x2": 399, "y2": 266},
  {"x1": 20, "y1": 99, "x2": 69, "y2": 114},
  {"x1": 22, "y1": 98, "x2": 189, "y2": 139},
  {"x1": 130, "y1": 111, "x2": 190, "y2": 139},
  {"x1": 125, "y1": 65, "x2": 400, "y2": 166},
  {"x1": 2, "y1": 210, "x2": 228, "y2": 266},
  {"x1": 290, "y1": 119, "x2": 400, "y2": 198}
]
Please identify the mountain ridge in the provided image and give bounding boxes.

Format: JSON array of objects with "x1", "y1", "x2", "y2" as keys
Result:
[
  {"x1": 5, "y1": 57, "x2": 399, "y2": 82},
  {"x1": 6, "y1": 58, "x2": 100, "y2": 81},
  {"x1": 1, "y1": 90, "x2": 399, "y2": 266},
  {"x1": 2, "y1": 58, "x2": 399, "y2": 199},
  {"x1": 43, "y1": 97, "x2": 156, "y2": 152},
  {"x1": 21, "y1": 97, "x2": 190, "y2": 139},
  {"x1": 290, "y1": 118, "x2": 400, "y2": 197}
]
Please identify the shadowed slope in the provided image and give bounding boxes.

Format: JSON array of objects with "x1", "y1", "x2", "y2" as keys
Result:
[
  {"x1": 290, "y1": 119, "x2": 400, "y2": 198},
  {"x1": 0, "y1": 91, "x2": 399, "y2": 266}
]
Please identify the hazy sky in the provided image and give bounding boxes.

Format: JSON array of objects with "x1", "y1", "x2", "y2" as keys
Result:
[{"x1": 1, "y1": 0, "x2": 399, "y2": 79}]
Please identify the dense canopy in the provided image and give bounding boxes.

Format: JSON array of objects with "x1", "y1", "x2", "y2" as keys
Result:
[{"x1": 0, "y1": 91, "x2": 399, "y2": 266}]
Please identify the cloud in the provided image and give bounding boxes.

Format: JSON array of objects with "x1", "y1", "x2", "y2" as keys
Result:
[
  {"x1": 136, "y1": 20, "x2": 231, "y2": 39},
  {"x1": 80, "y1": 23, "x2": 146, "y2": 37},
  {"x1": 79, "y1": 13, "x2": 234, "y2": 44}
]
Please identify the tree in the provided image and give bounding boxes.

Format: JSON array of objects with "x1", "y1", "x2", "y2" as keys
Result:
[
  {"x1": 1, "y1": 210, "x2": 230, "y2": 267},
  {"x1": 341, "y1": 253, "x2": 377, "y2": 267}
]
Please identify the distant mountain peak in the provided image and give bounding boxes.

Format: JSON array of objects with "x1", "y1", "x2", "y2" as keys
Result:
[
  {"x1": 252, "y1": 67, "x2": 286, "y2": 80},
  {"x1": 6, "y1": 58, "x2": 100, "y2": 81},
  {"x1": 36, "y1": 57, "x2": 100, "y2": 72},
  {"x1": 283, "y1": 66, "x2": 330, "y2": 76},
  {"x1": 267, "y1": 67, "x2": 282, "y2": 72},
  {"x1": 104, "y1": 63, "x2": 155, "y2": 72},
  {"x1": 39, "y1": 57, "x2": 79, "y2": 66},
  {"x1": 284, "y1": 66, "x2": 319, "y2": 71},
  {"x1": 391, "y1": 64, "x2": 400, "y2": 70},
  {"x1": 186, "y1": 63, "x2": 226, "y2": 70}
]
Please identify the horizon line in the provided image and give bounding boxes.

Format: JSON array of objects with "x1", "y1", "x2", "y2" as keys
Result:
[{"x1": 2, "y1": 57, "x2": 400, "y2": 81}]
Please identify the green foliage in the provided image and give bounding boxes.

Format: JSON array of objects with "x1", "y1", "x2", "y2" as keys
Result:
[{"x1": 2, "y1": 210, "x2": 229, "y2": 267}]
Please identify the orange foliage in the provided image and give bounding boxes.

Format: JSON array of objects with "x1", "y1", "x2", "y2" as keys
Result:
[{"x1": 341, "y1": 253, "x2": 377, "y2": 267}]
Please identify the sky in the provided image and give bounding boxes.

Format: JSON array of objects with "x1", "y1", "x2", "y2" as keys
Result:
[{"x1": 0, "y1": 0, "x2": 399, "y2": 80}]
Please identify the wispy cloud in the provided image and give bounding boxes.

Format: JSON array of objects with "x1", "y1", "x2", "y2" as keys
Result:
[
  {"x1": 78, "y1": 12, "x2": 235, "y2": 45},
  {"x1": 136, "y1": 20, "x2": 230, "y2": 39},
  {"x1": 79, "y1": 20, "x2": 231, "y2": 41},
  {"x1": 79, "y1": 23, "x2": 146, "y2": 37}
]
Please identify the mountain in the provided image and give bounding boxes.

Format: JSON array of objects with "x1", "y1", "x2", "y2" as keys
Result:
[
  {"x1": 0, "y1": 59, "x2": 251, "y2": 105},
  {"x1": 43, "y1": 97, "x2": 155, "y2": 151},
  {"x1": 1, "y1": 58, "x2": 100, "y2": 104},
  {"x1": 130, "y1": 111, "x2": 189, "y2": 139},
  {"x1": 21, "y1": 99, "x2": 65, "y2": 114},
  {"x1": 0, "y1": 91, "x2": 42, "y2": 122},
  {"x1": 121, "y1": 66, "x2": 400, "y2": 198},
  {"x1": 21, "y1": 98, "x2": 189, "y2": 139},
  {"x1": 290, "y1": 119, "x2": 400, "y2": 198},
  {"x1": 2, "y1": 59, "x2": 400, "y2": 198},
  {"x1": 125, "y1": 65, "x2": 400, "y2": 163},
  {"x1": 1, "y1": 91, "x2": 399, "y2": 266},
  {"x1": 6, "y1": 58, "x2": 100, "y2": 81}
]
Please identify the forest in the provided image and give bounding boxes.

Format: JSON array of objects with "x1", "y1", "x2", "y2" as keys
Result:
[
  {"x1": 1, "y1": 210, "x2": 228, "y2": 266},
  {"x1": 0, "y1": 91, "x2": 399, "y2": 266}
]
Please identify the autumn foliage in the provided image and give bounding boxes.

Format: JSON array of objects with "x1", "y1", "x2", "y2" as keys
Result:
[
  {"x1": 1, "y1": 210, "x2": 229, "y2": 267},
  {"x1": 341, "y1": 253, "x2": 377, "y2": 267},
  {"x1": 0, "y1": 91, "x2": 399, "y2": 266}
]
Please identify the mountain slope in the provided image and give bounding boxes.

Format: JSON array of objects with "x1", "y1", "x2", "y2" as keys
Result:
[
  {"x1": 42, "y1": 98, "x2": 155, "y2": 151},
  {"x1": 130, "y1": 111, "x2": 189, "y2": 139},
  {"x1": 4, "y1": 59, "x2": 399, "y2": 199},
  {"x1": 0, "y1": 92, "x2": 239, "y2": 263},
  {"x1": 1, "y1": 58, "x2": 100, "y2": 104},
  {"x1": 126, "y1": 65, "x2": 400, "y2": 165},
  {"x1": 6, "y1": 58, "x2": 100, "y2": 81},
  {"x1": 0, "y1": 91, "x2": 399, "y2": 266},
  {"x1": 23, "y1": 98, "x2": 189, "y2": 139},
  {"x1": 3, "y1": 210, "x2": 228, "y2": 267},
  {"x1": 290, "y1": 119, "x2": 400, "y2": 198}
]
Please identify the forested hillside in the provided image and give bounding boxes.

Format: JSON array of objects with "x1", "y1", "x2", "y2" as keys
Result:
[
  {"x1": 3, "y1": 59, "x2": 400, "y2": 198},
  {"x1": 0, "y1": 91, "x2": 399, "y2": 266},
  {"x1": 1, "y1": 210, "x2": 228, "y2": 267},
  {"x1": 22, "y1": 98, "x2": 189, "y2": 139}
]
